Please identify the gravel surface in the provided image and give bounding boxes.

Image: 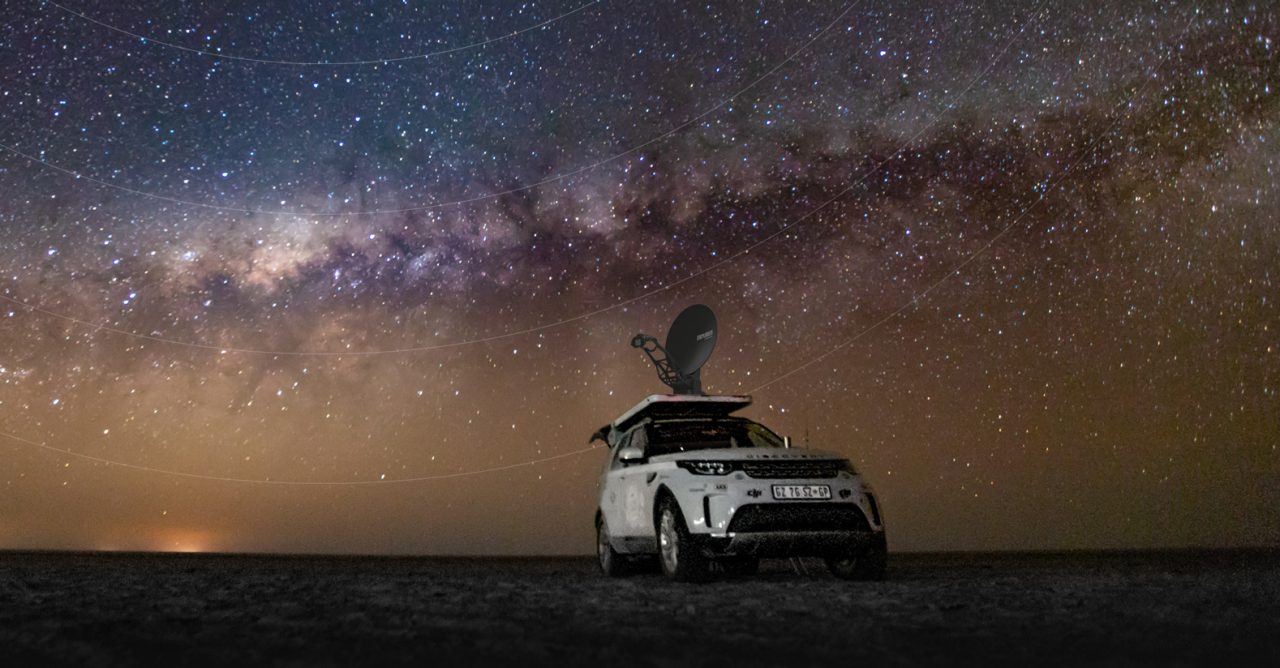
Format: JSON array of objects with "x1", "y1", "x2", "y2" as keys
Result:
[{"x1": 1, "y1": 550, "x2": 1277, "y2": 666}]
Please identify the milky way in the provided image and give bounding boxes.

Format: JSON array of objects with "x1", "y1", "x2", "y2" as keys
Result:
[{"x1": 0, "y1": 0, "x2": 1275, "y2": 554}]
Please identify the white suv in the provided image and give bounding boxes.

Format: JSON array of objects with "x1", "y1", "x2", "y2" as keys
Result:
[{"x1": 593, "y1": 394, "x2": 887, "y2": 582}]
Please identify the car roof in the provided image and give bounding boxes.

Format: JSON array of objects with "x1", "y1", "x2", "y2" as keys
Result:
[{"x1": 612, "y1": 394, "x2": 752, "y2": 432}]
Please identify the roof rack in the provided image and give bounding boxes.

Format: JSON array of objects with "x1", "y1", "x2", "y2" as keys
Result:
[{"x1": 612, "y1": 394, "x2": 752, "y2": 432}]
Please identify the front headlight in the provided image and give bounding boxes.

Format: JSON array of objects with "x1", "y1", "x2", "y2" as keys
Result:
[{"x1": 677, "y1": 460, "x2": 732, "y2": 476}]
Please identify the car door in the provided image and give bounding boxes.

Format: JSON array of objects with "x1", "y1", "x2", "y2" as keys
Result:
[
  {"x1": 616, "y1": 426, "x2": 653, "y2": 539},
  {"x1": 600, "y1": 431, "x2": 632, "y2": 539}
]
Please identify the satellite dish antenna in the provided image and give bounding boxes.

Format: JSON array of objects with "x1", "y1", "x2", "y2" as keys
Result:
[{"x1": 630, "y1": 304, "x2": 718, "y2": 395}]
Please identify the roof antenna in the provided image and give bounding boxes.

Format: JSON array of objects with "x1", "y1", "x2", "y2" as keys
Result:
[{"x1": 631, "y1": 304, "x2": 718, "y2": 396}]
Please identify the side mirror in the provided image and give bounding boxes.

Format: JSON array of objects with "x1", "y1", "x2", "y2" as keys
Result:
[
  {"x1": 618, "y1": 446, "x2": 645, "y2": 464},
  {"x1": 783, "y1": 436, "x2": 793, "y2": 449}
]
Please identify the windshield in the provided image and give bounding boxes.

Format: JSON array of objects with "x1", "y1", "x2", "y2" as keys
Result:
[{"x1": 644, "y1": 420, "x2": 784, "y2": 456}]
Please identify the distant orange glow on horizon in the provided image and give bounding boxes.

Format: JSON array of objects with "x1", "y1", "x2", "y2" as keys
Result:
[
  {"x1": 89, "y1": 529, "x2": 218, "y2": 554},
  {"x1": 153, "y1": 528, "x2": 218, "y2": 553}
]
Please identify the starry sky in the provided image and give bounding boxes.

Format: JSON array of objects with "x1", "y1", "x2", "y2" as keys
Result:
[{"x1": 0, "y1": 0, "x2": 1275, "y2": 555}]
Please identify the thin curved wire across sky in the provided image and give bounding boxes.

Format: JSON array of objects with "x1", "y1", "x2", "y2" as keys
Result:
[
  {"x1": 0, "y1": 0, "x2": 1201, "y2": 488},
  {"x1": 45, "y1": 0, "x2": 602, "y2": 66},
  {"x1": 2, "y1": 0, "x2": 865, "y2": 217},
  {"x1": 0, "y1": 429, "x2": 599, "y2": 485},
  {"x1": 0, "y1": 9, "x2": 1189, "y2": 484},
  {"x1": 0, "y1": 1, "x2": 1048, "y2": 358},
  {"x1": 2, "y1": 0, "x2": 1266, "y2": 560}
]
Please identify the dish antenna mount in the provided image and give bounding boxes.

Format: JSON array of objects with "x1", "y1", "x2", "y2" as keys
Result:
[{"x1": 631, "y1": 304, "x2": 718, "y2": 395}]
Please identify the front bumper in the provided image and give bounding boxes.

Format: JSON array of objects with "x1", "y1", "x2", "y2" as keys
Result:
[
  {"x1": 722, "y1": 529, "x2": 882, "y2": 558},
  {"x1": 693, "y1": 494, "x2": 884, "y2": 558},
  {"x1": 697, "y1": 528, "x2": 885, "y2": 558}
]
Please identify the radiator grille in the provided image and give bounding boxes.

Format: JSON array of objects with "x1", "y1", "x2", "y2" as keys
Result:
[{"x1": 739, "y1": 460, "x2": 842, "y2": 479}]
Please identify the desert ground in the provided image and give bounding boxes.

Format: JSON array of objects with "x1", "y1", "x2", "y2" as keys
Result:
[{"x1": 1, "y1": 549, "x2": 1277, "y2": 666}]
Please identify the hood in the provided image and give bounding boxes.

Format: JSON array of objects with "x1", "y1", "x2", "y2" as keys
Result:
[{"x1": 649, "y1": 447, "x2": 845, "y2": 463}]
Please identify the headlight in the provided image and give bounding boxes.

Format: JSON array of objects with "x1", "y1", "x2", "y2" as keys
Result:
[
  {"x1": 677, "y1": 461, "x2": 732, "y2": 476},
  {"x1": 839, "y1": 459, "x2": 857, "y2": 474}
]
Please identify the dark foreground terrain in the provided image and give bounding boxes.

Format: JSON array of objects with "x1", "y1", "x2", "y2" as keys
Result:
[{"x1": 1, "y1": 549, "x2": 1277, "y2": 666}]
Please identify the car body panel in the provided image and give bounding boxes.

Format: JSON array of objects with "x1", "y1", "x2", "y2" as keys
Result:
[{"x1": 594, "y1": 395, "x2": 885, "y2": 560}]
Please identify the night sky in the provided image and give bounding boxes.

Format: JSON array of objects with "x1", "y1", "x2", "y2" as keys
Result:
[{"x1": 0, "y1": 0, "x2": 1275, "y2": 554}]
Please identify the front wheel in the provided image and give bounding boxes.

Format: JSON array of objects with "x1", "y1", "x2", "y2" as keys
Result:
[
  {"x1": 656, "y1": 497, "x2": 711, "y2": 583},
  {"x1": 825, "y1": 534, "x2": 887, "y2": 581},
  {"x1": 596, "y1": 515, "x2": 630, "y2": 577}
]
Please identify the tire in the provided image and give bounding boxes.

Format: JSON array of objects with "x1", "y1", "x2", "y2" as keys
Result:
[
  {"x1": 825, "y1": 534, "x2": 888, "y2": 581},
  {"x1": 720, "y1": 556, "x2": 760, "y2": 577},
  {"x1": 596, "y1": 514, "x2": 631, "y2": 577},
  {"x1": 656, "y1": 497, "x2": 712, "y2": 583}
]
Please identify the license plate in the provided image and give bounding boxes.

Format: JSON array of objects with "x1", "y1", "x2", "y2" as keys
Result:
[{"x1": 771, "y1": 484, "x2": 831, "y2": 500}]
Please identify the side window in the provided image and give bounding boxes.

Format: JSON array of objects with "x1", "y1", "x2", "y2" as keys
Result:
[
  {"x1": 609, "y1": 432, "x2": 633, "y2": 471},
  {"x1": 630, "y1": 426, "x2": 648, "y2": 454},
  {"x1": 609, "y1": 427, "x2": 649, "y2": 470}
]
